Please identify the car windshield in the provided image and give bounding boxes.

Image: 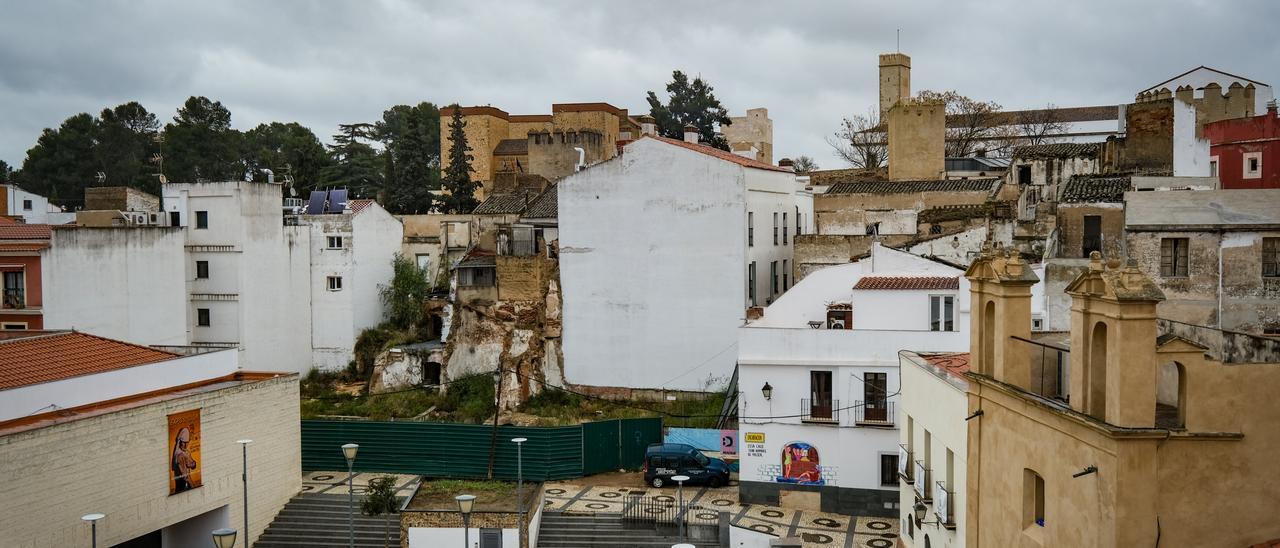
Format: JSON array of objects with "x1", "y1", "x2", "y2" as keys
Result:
[{"x1": 695, "y1": 453, "x2": 709, "y2": 466}]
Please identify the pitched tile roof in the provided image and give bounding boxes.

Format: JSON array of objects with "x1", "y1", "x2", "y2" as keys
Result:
[
  {"x1": 0, "y1": 224, "x2": 52, "y2": 240},
  {"x1": 473, "y1": 191, "x2": 539, "y2": 215},
  {"x1": 493, "y1": 138, "x2": 529, "y2": 156},
  {"x1": 852, "y1": 276, "x2": 960, "y2": 290},
  {"x1": 348, "y1": 199, "x2": 376, "y2": 214},
  {"x1": 827, "y1": 178, "x2": 997, "y2": 195},
  {"x1": 1060, "y1": 175, "x2": 1131, "y2": 203},
  {"x1": 523, "y1": 183, "x2": 557, "y2": 219},
  {"x1": 918, "y1": 352, "x2": 971, "y2": 381},
  {"x1": 0, "y1": 242, "x2": 48, "y2": 252},
  {"x1": 0, "y1": 332, "x2": 180, "y2": 390},
  {"x1": 644, "y1": 135, "x2": 793, "y2": 173},
  {"x1": 1012, "y1": 142, "x2": 1103, "y2": 160},
  {"x1": 805, "y1": 167, "x2": 889, "y2": 186}
]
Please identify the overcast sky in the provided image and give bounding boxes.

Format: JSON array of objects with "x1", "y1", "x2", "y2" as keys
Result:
[{"x1": 2, "y1": 0, "x2": 1278, "y2": 172}]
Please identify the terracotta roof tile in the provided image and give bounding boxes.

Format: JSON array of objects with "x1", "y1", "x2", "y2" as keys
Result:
[
  {"x1": 644, "y1": 135, "x2": 793, "y2": 173},
  {"x1": 0, "y1": 242, "x2": 48, "y2": 252},
  {"x1": 0, "y1": 332, "x2": 180, "y2": 390},
  {"x1": 853, "y1": 276, "x2": 959, "y2": 290},
  {"x1": 1012, "y1": 142, "x2": 1103, "y2": 160},
  {"x1": 348, "y1": 199, "x2": 376, "y2": 214},
  {"x1": 0, "y1": 224, "x2": 51, "y2": 240},
  {"x1": 827, "y1": 179, "x2": 997, "y2": 195},
  {"x1": 919, "y1": 352, "x2": 971, "y2": 381},
  {"x1": 523, "y1": 183, "x2": 557, "y2": 219},
  {"x1": 473, "y1": 191, "x2": 539, "y2": 215},
  {"x1": 1060, "y1": 175, "x2": 1131, "y2": 203}
]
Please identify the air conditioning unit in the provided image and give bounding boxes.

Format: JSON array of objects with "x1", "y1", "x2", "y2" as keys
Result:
[{"x1": 828, "y1": 319, "x2": 846, "y2": 330}]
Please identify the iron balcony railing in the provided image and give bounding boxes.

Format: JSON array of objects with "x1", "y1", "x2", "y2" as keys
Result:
[
  {"x1": 854, "y1": 400, "x2": 894, "y2": 426},
  {"x1": 2, "y1": 288, "x2": 24, "y2": 309},
  {"x1": 914, "y1": 460, "x2": 931, "y2": 501},
  {"x1": 934, "y1": 481, "x2": 954, "y2": 526},
  {"x1": 801, "y1": 399, "x2": 838, "y2": 423},
  {"x1": 898, "y1": 444, "x2": 913, "y2": 483}
]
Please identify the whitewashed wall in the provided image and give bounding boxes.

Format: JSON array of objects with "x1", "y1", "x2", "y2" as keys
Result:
[
  {"x1": 559, "y1": 138, "x2": 747, "y2": 391},
  {"x1": 1173, "y1": 98, "x2": 1212, "y2": 177},
  {"x1": 42, "y1": 227, "x2": 187, "y2": 345},
  {"x1": 898, "y1": 353, "x2": 968, "y2": 548},
  {"x1": 745, "y1": 168, "x2": 800, "y2": 306}
]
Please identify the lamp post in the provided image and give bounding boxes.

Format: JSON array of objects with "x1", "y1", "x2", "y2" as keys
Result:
[
  {"x1": 342, "y1": 443, "x2": 360, "y2": 548},
  {"x1": 671, "y1": 475, "x2": 690, "y2": 541},
  {"x1": 511, "y1": 437, "x2": 527, "y2": 548},
  {"x1": 236, "y1": 439, "x2": 252, "y2": 548},
  {"x1": 211, "y1": 528, "x2": 237, "y2": 548},
  {"x1": 81, "y1": 513, "x2": 104, "y2": 548},
  {"x1": 456, "y1": 494, "x2": 476, "y2": 548}
]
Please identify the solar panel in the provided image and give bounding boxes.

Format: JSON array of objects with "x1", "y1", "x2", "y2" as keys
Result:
[
  {"x1": 306, "y1": 191, "x2": 326, "y2": 214},
  {"x1": 327, "y1": 189, "x2": 349, "y2": 213}
]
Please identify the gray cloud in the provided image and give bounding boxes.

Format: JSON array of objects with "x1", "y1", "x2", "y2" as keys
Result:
[{"x1": 2, "y1": 0, "x2": 1278, "y2": 171}]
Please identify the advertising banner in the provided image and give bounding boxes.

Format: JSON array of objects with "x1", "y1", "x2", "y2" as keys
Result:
[{"x1": 168, "y1": 409, "x2": 202, "y2": 495}]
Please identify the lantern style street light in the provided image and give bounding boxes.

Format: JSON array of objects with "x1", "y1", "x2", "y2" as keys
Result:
[
  {"x1": 761, "y1": 382, "x2": 773, "y2": 400},
  {"x1": 342, "y1": 443, "x2": 360, "y2": 548},
  {"x1": 456, "y1": 494, "x2": 477, "y2": 548},
  {"x1": 211, "y1": 528, "x2": 237, "y2": 548},
  {"x1": 81, "y1": 513, "x2": 105, "y2": 548}
]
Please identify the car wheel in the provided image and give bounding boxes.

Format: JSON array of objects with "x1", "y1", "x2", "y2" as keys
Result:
[
  {"x1": 651, "y1": 477, "x2": 664, "y2": 488},
  {"x1": 708, "y1": 476, "x2": 724, "y2": 488}
]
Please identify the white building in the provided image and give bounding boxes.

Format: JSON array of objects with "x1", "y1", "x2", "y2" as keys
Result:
[
  {"x1": 163, "y1": 180, "x2": 315, "y2": 373},
  {"x1": 897, "y1": 350, "x2": 969, "y2": 548},
  {"x1": 3, "y1": 183, "x2": 74, "y2": 224},
  {"x1": 41, "y1": 226, "x2": 188, "y2": 345},
  {"x1": 736, "y1": 244, "x2": 969, "y2": 516},
  {"x1": 298, "y1": 199, "x2": 404, "y2": 370},
  {"x1": 0, "y1": 330, "x2": 300, "y2": 548},
  {"x1": 558, "y1": 134, "x2": 799, "y2": 392}
]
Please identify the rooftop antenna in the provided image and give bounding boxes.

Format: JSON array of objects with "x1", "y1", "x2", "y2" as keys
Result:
[{"x1": 896, "y1": 29, "x2": 900, "y2": 53}]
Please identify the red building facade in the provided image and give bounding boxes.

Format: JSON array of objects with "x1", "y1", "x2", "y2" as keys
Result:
[
  {"x1": 0, "y1": 221, "x2": 50, "y2": 330},
  {"x1": 1204, "y1": 103, "x2": 1280, "y2": 189}
]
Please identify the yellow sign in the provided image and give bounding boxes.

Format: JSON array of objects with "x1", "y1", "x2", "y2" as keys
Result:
[
  {"x1": 168, "y1": 409, "x2": 202, "y2": 495},
  {"x1": 745, "y1": 432, "x2": 765, "y2": 443}
]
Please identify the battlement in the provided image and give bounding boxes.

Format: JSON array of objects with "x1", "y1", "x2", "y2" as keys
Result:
[
  {"x1": 1136, "y1": 82, "x2": 1256, "y2": 126},
  {"x1": 878, "y1": 53, "x2": 911, "y2": 68}
]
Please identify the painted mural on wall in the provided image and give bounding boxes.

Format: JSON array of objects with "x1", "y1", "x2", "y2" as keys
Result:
[
  {"x1": 777, "y1": 442, "x2": 823, "y2": 485},
  {"x1": 168, "y1": 409, "x2": 202, "y2": 494}
]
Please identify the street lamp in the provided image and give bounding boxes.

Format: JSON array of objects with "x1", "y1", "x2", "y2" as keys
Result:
[
  {"x1": 456, "y1": 494, "x2": 477, "y2": 548},
  {"x1": 761, "y1": 382, "x2": 773, "y2": 400},
  {"x1": 511, "y1": 437, "x2": 528, "y2": 547},
  {"x1": 342, "y1": 443, "x2": 360, "y2": 548},
  {"x1": 236, "y1": 439, "x2": 252, "y2": 548},
  {"x1": 671, "y1": 475, "x2": 690, "y2": 541},
  {"x1": 81, "y1": 513, "x2": 104, "y2": 548},
  {"x1": 211, "y1": 528, "x2": 237, "y2": 548}
]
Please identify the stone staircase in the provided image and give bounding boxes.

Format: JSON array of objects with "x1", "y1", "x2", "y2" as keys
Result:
[
  {"x1": 254, "y1": 493, "x2": 400, "y2": 548},
  {"x1": 537, "y1": 512, "x2": 721, "y2": 548}
]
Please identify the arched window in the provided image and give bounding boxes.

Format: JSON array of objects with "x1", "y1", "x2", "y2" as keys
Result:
[
  {"x1": 1088, "y1": 322, "x2": 1108, "y2": 418},
  {"x1": 924, "y1": 535, "x2": 932, "y2": 548},
  {"x1": 982, "y1": 300, "x2": 996, "y2": 374},
  {"x1": 1024, "y1": 469, "x2": 1045, "y2": 529},
  {"x1": 1156, "y1": 362, "x2": 1186, "y2": 428}
]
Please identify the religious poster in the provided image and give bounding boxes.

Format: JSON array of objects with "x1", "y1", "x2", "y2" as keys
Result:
[
  {"x1": 168, "y1": 409, "x2": 202, "y2": 494},
  {"x1": 777, "y1": 441, "x2": 823, "y2": 485}
]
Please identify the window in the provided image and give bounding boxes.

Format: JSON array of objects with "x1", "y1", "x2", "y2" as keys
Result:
[
  {"x1": 1024, "y1": 469, "x2": 1045, "y2": 528},
  {"x1": 1018, "y1": 165, "x2": 1032, "y2": 185},
  {"x1": 880, "y1": 454, "x2": 899, "y2": 486},
  {"x1": 1264, "y1": 238, "x2": 1280, "y2": 278},
  {"x1": 327, "y1": 236, "x2": 343, "y2": 249},
  {"x1": 1, "y1": 322, "x2": 28, "y2": 330},
  {"x1": 197, "y1": 308, "x2": 210, "y2": 327},
  {"x1": 415, "y1": 254, "x2": 431, "y2": 276},
  {"x1": 773, "y1": 212, "x2": 778, "y2": 245},
  {"x1": 783, "y1": 260, "x2": 789, "y2": 290},
  {"x1": 748, "y1": 262, "x2": 757, "y2": 306},
  {"x1": 169, "y1": 211, "x2": 180, "y2": 227},
  {"x1": 195, "y1": 210, "x2": 208, "y2": 229},
  {"x1": 770, "y1": 261, "x2": 778, "y2": 295},
  {"x1": 22, "y1": 199, "x2": 32, "y2": 211},
  {"x1": 795, "y1": 206, "x2": 801, "y2": 236},
  {"x1": 458, "y1": 267, "x2": 495, "y2": 287},
  {"x1": 782, "y1": 212, "x2": 788, "y2": 244},
  {"x1": 809, "y1": 370, "x2": 833, "y2": 420},
  {"x1": 748, "y1": 212, "x2": 754, "y2": 247},
  {"x1": 195, "y1": 260, "x2": 209, "y2": 279},
  {"x1": 2, "y1": 271, "x2": 24, "y2": 308},
  {"x1": 930, "y1": 295, "x2": 955, "y2": 331},
  {"x1": 1209, "y1": 157, "x2": 1219, "y2": 177},
  {"x1": 327, "y1": 276, "x2": 343, "y2": 291},
  {"x1": 1082, "y1": 215, "x2": 1102, "y2": 257},
  {"x1": 1160, "y1": 238, "x2": 1189, "y2": 277},
  {"x1": 864, "y1": 372, "x2": 888, "y2": 422},
  {"x1": 1244, "y1": 152, "x2": 1262, "y2": 179}
]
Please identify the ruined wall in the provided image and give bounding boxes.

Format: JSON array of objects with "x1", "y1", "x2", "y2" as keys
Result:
[
  {"x1": 815, "y1": 190, "x2": 989, "y2": 236},
  {"x1": 496, "y1": 255, "x2": 549, "y2": 302},
  {"x1": 793, "y1": 233, "x2": 913, "y2": 281},
  {"x1": 84, "y1": 186, "x2": 160, "y2": 212},
  {"x1": 1218, "y1": 232, "x2": 1280, "y2": 333},
  {"x1": 1056, "y1": 203, "x2": 1125, "y2": 259},
  {"x1": 1108, "y1": 100, "x2": 1174, "y2": 174},
  {"x1": 527, "y1": 131, "x2": 610, "y2": 181},
  {"x1": 1127, "y1": 231, "x2": 1222, "y2": 327}
]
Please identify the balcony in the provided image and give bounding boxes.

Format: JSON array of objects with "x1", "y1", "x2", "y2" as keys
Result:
[
  {"x1": 800, "y1": 399, "x2": 838, "y2": 424},
  {"x1": 854, "y1": 400, "x2": 894, "y2": 426},
  {"x1": 2, "y1": 288, "x2": 25, "y2": 310},
  {"x1": 898, "y1": 445, "x2": 913, "y2": 483},
  {"x1": 933, "y1": 481, "x2": 955, "y2": 528},
  {"x1": 913, "y1": 461, "x2": 931, "y2": 501}
]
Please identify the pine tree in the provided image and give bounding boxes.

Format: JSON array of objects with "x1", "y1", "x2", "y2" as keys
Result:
[
  {"x1": 645, "y1": 70, "x2": 734, "y2": 150},
  {"x1": 439, "y1": 106, "x2": 479, "y2": 214}
]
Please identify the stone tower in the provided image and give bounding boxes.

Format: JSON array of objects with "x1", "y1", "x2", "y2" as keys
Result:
[{"x1": 879, "y1": 53, "x2": 911, "y2": 119}]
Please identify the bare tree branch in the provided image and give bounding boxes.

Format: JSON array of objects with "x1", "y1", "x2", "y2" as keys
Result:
[
  {"x1": 791, "y1": 155, "x2": 819, "y2": 174},
  {"x1": 828, "y1": 107, "x2": 886, "y2": 168},
  {"x1": 1014, "y1": 103, "x2": 1069, "y2": 146}
]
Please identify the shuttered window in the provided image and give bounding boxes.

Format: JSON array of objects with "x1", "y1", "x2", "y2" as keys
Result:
[
  {"x1": 1160, "y1": 238, "x2": 1189, "y2": 277},
  {"x1": 1264, "y1": 238, "x2": 1280, "y2": 278}
]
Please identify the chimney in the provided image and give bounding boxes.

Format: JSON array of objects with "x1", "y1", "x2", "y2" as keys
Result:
[
  {"x1": 638, "y1": 115, "x2": 657, "y2": 136},
  {"x1": 683, "y1": 124, "x2": 700, "y2": 144},
  {"x1": 778, "y1": 158, "x2": 795, "y2": 169},
  {"x1": 1268, "y1": 99, "x2": 1278, "y2": 117}
]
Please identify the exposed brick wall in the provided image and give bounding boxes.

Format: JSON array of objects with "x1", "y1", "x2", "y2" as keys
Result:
[{"x1": 0, "y1": 375, "x2": 301, "y2": 548}]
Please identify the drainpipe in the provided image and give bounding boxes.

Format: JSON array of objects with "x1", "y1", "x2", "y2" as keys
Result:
[{"x1": 573, "y1": 147, "x2": 586, "y2": 172}]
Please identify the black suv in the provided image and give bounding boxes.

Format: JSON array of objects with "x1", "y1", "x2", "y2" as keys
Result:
[{"x1": 642, "y1": 443, "x2": 730, "y2": 488}]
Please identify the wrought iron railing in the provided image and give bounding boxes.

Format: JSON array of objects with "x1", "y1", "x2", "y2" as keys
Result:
[
  {"x1": 934, "y1": 481, "x2": 954, "y2": 526},
  {"x1": 622, "y1": 492, "x2": 721, "y2": 539},
  {"x1": 2, "y1": 288, "x2": 24, "y2": 309},
  {"x1": 898, "y1": 445, "x2": 913, "y2": 483},
  {"x1": 801, "y1": 399, "x2": 838, "y2": 423},
  {"x1": 854, "y1": 400, "x2": 894, "y2": 425}
]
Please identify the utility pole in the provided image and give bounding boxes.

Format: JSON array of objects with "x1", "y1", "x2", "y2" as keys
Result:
[{"x1": 487, "y1": 369, "x2": 502, "y2": 479}]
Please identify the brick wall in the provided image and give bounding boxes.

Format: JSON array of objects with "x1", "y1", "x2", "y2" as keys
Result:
[{"x1": 0, "y1": 374, "x2": 301, "y2": 548}]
